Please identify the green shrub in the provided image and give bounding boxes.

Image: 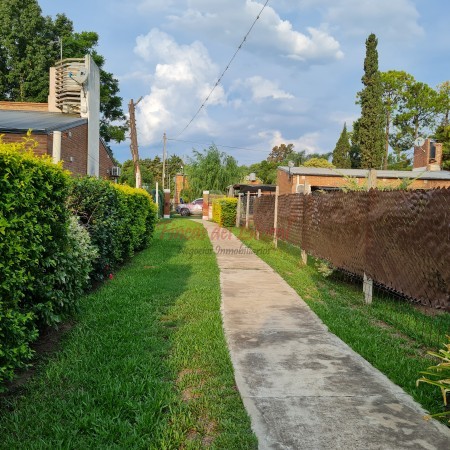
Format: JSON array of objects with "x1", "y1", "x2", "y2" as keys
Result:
[
  {"x1": 212, "y1": 198, "x2": 238, "y2": 227},
  {"x1": 68, "y1": 178, "x2": 158, "y2": 279},
  {"x1": 32, "y1": 216, "x2": 98, "y2": 326},
  {"x1": 0, "y1": 135, "x2": 70, "y2": 385}
]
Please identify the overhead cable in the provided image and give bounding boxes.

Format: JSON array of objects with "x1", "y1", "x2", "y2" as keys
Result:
[{"x1": 172, "y1": 0, "x2": 270, "y2": 138}]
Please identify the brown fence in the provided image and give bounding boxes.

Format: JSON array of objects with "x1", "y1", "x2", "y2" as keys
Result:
[{"x1": 253, "y1": 189, "x2": 450, "y2": 311}]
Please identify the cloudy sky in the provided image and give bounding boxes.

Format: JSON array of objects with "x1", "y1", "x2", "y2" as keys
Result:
[{"x1": 38, "y1": 0, "x2": 450, "y2": 165}]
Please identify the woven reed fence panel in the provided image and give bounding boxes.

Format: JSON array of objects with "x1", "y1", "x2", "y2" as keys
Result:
[
  {"x1": 253, "y1": 195, "x2": 275, "y2": 235},
  {"x1": 253, "y1": 189, "x2": 450, "y2": 310}
]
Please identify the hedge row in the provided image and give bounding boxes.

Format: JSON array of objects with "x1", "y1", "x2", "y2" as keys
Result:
[
  {"x1": 212, "y1": 198, "x2": 238, "y2": 227},
  {"x1": 0, "y1": 137, "x2": 158, "y2": 387},
  {"x1": 68, "y1": 178, "x2": 157, "y2": 280}
]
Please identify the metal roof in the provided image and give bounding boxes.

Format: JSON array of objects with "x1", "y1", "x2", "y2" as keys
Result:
[
  {"x1": 0, "y1": 110, "x2": 87, "y2": 134},
  {"x1": 278, "y1": 166, "x2": 450, "y2": 181}
]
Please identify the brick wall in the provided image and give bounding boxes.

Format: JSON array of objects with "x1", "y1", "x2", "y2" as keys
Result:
[
  {"x1": 278, "y1": 168, "x2": 450, "y2": 192},
  {"x1": 48, "y1": 124, "x2": 88, "y2": 176},
  {"x1": 413, "y1": 139, "x2": 444, "y2": 169},
  {"x1": 414, "y1": 143, "x2": 428, "y2": 169},
  {"x1": 277, "y1": 170, "x2": 294, "y2": 194},
  {"x1": 0, "y1": 132, "x2": 48, "y2": 157},
  {"x1": 99, "y1": 141, "x2": 114, "y2": 179},
  {"x1": 2, "y1": 125, "x2": 114, "y2": 178}
]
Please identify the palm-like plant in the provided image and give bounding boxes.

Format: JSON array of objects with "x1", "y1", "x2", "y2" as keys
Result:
[{"x1": 417, "y1": 336, "x2": 450, "y2": 422}]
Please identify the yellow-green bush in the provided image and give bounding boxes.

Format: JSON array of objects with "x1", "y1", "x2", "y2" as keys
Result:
[
  {"x1": 0, "y1": 136, "x2": 72, "y2": 385},
  {"x1": 212, "y1": 198, "x2": 238, "y2": 227},
  {"x1": 68, "y1": 178, "x2": 158, "y2": 280},
  {"x1": 0, "y1": 135, "x2": 158, "y2": 388}
]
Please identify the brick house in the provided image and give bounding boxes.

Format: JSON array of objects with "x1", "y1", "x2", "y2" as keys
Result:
[
  {"x1": 278, "y1": 139, "x2": 450, "y2": 194},
  {"x1": 0, "y1": 106, "x2": 114, "y2": 178},
  {"x1": 0, "y1": 55, "x2": 116, "y2": 179}
]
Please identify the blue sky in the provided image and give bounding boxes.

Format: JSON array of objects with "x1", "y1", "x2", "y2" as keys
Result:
[{"x1": 38, "y1": 0, "x2": 450, "y2": 165}]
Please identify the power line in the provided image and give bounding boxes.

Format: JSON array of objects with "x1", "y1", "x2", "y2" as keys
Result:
[{"x1": 173, "y1": 0, "x2": 270, "y2": 139}]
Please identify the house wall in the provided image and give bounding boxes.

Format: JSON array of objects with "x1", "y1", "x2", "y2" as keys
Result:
[
  {"x1": 277, "y1": 169, "x2": 450, "y2": 194},
  {"x1": 0, "y1": 132, "x2": 48, "y2": 156},
  {"x1": 1, "y1": 125, "x2": 114, "y2": 178},
  {"x1": 277, "y1": 170, "x2": 295, "y2": 194},
  {"x1": 99, "y1": 140, "x2": 115, "y2": 179}
]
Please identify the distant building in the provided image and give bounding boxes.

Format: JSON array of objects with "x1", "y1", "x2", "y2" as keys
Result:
[
  {"x1": 278, "y1": 139, "x2": 450, "y2": 194},
  {"x1": 0, "y1": 55, "x2": 116, "y2": 179}
]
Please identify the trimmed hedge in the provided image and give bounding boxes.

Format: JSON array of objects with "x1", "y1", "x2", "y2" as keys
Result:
[
  {"x1": 1, "y1": 136, "x2": 158, "y2": 388},
  {"x1": 212, "y1": 198, "x2": 238, "y2": 227},
  {"x1": 0, "y1": 136, "x2": 72, "y2": 384},
  {"x1": 68, "y1": 178, "x2": 158, "y2": 280}
]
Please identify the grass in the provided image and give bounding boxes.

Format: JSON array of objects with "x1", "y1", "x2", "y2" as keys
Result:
[
  {"x1": 233, "y1": 227, "x2": 450, "y2": 419},
  {"x1": 0, "y1": 220, "x2": 257, "y2": 449}
]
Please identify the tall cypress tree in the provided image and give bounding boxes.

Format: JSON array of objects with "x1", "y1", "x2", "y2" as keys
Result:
[
  {"x1": 358, "y1": 34, "x2": 385, "y2": 169},
  {"x1": 332, "y1": 123, "x2": 351, "y2": 168}
]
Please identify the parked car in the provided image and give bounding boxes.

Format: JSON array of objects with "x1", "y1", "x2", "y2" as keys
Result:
[{"x1": 177, "y1": 198, "x2": 203, "y2": 216}]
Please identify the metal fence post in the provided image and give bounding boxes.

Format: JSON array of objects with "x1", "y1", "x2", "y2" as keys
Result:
[
  {"x1": 273, "y1": 186, "x2": 279, "y2": 248},
  {"x1": 364, "y1": 169, "x2": 377, "y2": 304}
]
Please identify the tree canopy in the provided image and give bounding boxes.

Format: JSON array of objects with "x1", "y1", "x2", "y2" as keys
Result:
[
  {"x1": 332, "y1": 123, "x2": 351, "y2": 168},
  {"x1": 358, "y1": 33, "x2": 385, "y2": 169},
  {"x1": 0, "y1": 1, "x2": 126, "y2": 144},
  {"x1": 267, "y1": 143, "x2": 294, "y2": 163},
  {"x1": 185, "y1": 145, "x2": 242, "y2": 198},
  {"x1": 303, "y1": 158, "x2": 334, "y2": 169}
]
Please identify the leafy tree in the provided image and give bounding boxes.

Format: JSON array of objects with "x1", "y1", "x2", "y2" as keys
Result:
[
  {"x1": 284, "y1": 149, "x2": 307, "y2": 166},
  {"x1": 186, "y1": 145, "x2": 242, "y2": 197},
  {"x1": 303, "y1": 158, "x2": 334, "y2": 168},
  {"x1": 358, "y1": 34, "x2": 385, "y2": 169},
  {"x1": 119, "y1": 159, "x2": 154, "y2": 188},
  {"x1": 349, "y1": 119, "x2": 362, "y2": 168},
  {"x1": 436, "y1": 81, "x2": 450, "y2": 126},
  {"x1": 267, "y1": 143, "x2": 294, "y2": 163},
  {"x1": 305, "y1": 152, "x2": 333, "y2": 162},
  {"x1": 0, "y1": 0, "x2": 51, "y2": 101},
  {"x1": 51, "y1": 14, "x2": 127, "y2": 144},
  {"x1": 248, "y1": 160, "x2": 278, "y2": 184},
  {"x1": 0, "y1": 2, "x2": 126, "y2": 143},
  {"x1": 434, "y1": 124, "x2": 450, "y2": 170},
  {"x1": 119, "y1": 155, "x2": 184, "y2": 191},
  {"x1": 332, "y1": 123, "x2": 351, "y2": 168},
  {"x1": 386, "y1": 153, "x2": 412, "y2": 170},
  {"x1": 393, "y1": 80, "x2": 439, "y2": 150},
  {"x1": 380, "y1": 70, "x2": 415, "y2": 169}
]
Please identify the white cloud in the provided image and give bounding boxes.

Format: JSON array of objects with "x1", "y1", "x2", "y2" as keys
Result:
[
  {"x1": 259, "y1": 130, "x2": 322, "y2": 154},
  {"x1": 167, "y1": 0, "x2": 344, "y2": 64},
  {"x1": 133, "y1": 29, "x2": 226, "y2": 144},
  {"x1": 297, "y1": 0, "x2": 423, "y2": 39},
  {"x1": 233, "y1": 76, "x2": 294, "y2": 101}
]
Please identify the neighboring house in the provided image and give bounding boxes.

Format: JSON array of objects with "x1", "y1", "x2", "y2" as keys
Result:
[
  {"x1": 0, "y1": 108, "x2": 114, "y2": 178},
  {"x1": 278, "y1": 139, "x2": 450, "y2": 194},
  {"x1": 0, "y1": 55, "x2": 117, "y2": 179},
  {"x1": 229, "y1": 183, "x2": 276, "y2": 197}
]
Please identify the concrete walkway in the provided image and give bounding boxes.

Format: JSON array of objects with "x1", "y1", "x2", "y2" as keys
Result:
[{"x1": 200, "y1": 220, "x2": 450, "y2": 450}]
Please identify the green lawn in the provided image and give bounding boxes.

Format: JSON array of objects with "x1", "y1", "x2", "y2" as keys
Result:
[
  {"x1": 234, "y1": 228, "x2": 450, "y2": 419},
  {"x1": 0, "y1": 220, "x2": 257, "y2": 449}
]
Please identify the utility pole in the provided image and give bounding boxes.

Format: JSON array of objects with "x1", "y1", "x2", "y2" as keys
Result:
[
  {"x1": 162, "y1": 132, "x2": 167, "y2": 190},
  {"x1": 128, "y1": 97, "x2": 143, "y2": 188}
]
